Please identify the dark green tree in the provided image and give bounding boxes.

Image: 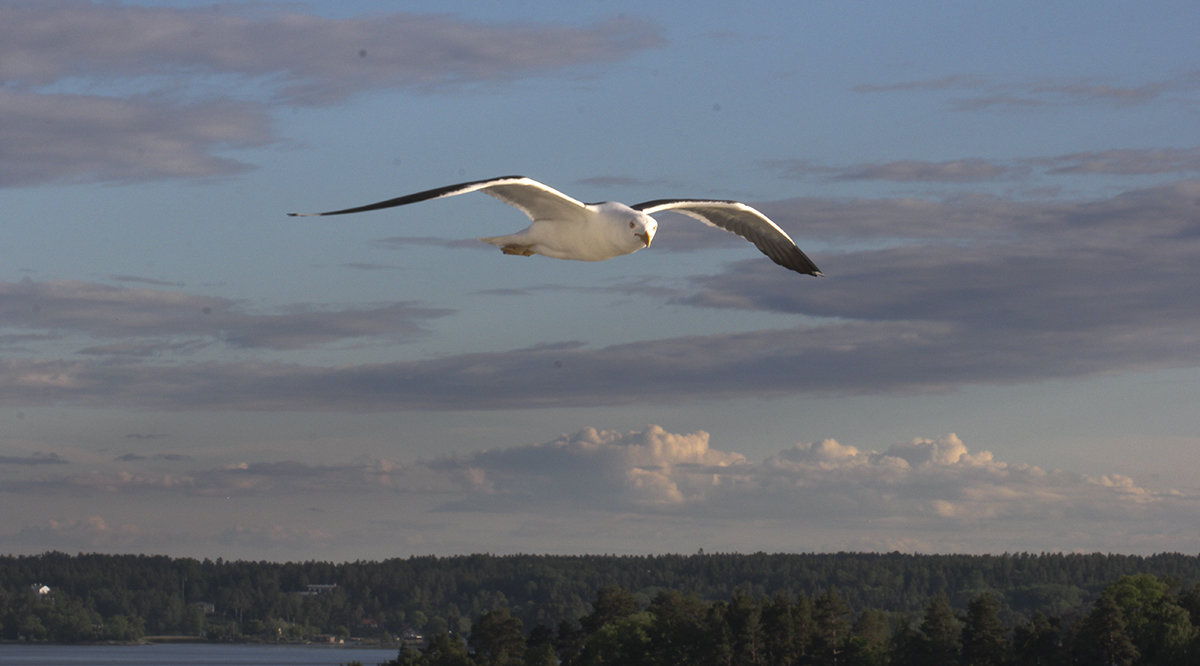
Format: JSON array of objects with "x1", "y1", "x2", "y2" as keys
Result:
[
  {"x1": 1011, "y1": 612, "x2": 1065, "y2": 666},
  {"x1": 914, "y1": 594, "x2": 960, "y2": 666},
  {"x1": 761, "y1": 591, "x2": 809, "y2": 665},
  {"x1": 727, "y1": 589, "x2": 765, "y2": 665},
  {"x1": 382, "y1": 647, "x2": 426, "y2": 666},
  {"x1": 579, "y1": 610, "x2": 654, "y2": 666},
  {"x1": 524, "y1": 641, "x2": 558, "y2": 666},
  {"x1": 470, "y1": 608, "x2": 526, "y2": 666},
  {"x1": 422, "y1": 632, "x2": 474, "y2": 666},
  {"x1": 811, "y1": 588, "x2": 851, "y2": 665},
  {"x1": 1073, "y1": 593, "x2": 1138, "y2": 666},
  {"x1": 647, "y1": 590, "x2": 709, "y2": 665},
  {"x1": 555, "y1": 619, "x2": 585, "y2": 666},
  {"x1": 845, "y1": 608, "x2": 891, "y2": 666},
  {"x1": 1179, "y1": 583, "x2": 1200, "y2": 626},
  {"x1": 580, "y1": 586, "x2": 638, "y2": 634},
  {"x1": 960, "y1": 593, "x2": 1007, "y2": 666},
  {"x1": 704, "y1": 601, "x2": 735, "y2": 666}
]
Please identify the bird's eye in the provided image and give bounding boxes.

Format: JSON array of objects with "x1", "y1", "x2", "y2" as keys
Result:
[{"x1": 628, "y1": 221, "x2": 635, "y2": 229}]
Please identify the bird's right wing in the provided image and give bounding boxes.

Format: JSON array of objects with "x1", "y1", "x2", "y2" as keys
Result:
[{"x1": 634, "y1": 199, "x2": 822, "y2": 276}]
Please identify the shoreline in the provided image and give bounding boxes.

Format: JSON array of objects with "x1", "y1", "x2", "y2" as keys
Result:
[{"x1": 3, "y1": 637, "x2": 400, "y2": 649}]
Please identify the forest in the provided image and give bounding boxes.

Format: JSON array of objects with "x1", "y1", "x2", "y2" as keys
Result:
[{"x1": 3, "y1": 551, "x2": 1200, "y2": 665}]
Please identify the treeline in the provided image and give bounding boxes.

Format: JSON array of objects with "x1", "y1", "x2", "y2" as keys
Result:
[
  {"x1": 2, "y1": 551, "x2": 1200, "y2": 647},
  {"x1": 387, "y1": 575, "x2": 1200, "y2": 665}
]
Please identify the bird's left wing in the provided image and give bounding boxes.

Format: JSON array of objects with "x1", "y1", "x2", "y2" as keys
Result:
[
  {"x1": 287, "y1": 175, "x2": 588, "y2": 223},
  {"x1": 633, "y1": 199, "x2": 822, "y2": 276}
]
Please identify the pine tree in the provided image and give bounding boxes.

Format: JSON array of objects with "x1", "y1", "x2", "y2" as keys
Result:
[
  {"x1": 960, "y1": 593, "x2": 1008, "y2": 666},
  {"x1": 422, "y1": 632, "x2": 474, "y2": 666},
  {"x1": 470, "y1": 608, "x2": 526, "y2": 666},
  {"x1": 647, "y1": 590, "x2": 709, "y2": 665},
  {"x1": 580, "y1": 586, "x2": 638, "y2": 634},
  {"x1": 845, "y1": 608, "x2": 891, "y2": 666},
  {"x1": 727, "y1": 588, "x2": 765, "y2": 665},
  {"x1": 761, "y1": 591, "x2": 808, "y2": 665},
  {"x1": 1074, "y1": 594, "x2": 1138, "y2": 666},
  {"x1": 811, "y1": 588, "x2": 851, "y2": 666},
  {"x1": 1012, "y1": 612, "x2": 1065, "y2": 666},
  {"x1": 916, "y1": 594, "x2": 960, "y2": 666}
]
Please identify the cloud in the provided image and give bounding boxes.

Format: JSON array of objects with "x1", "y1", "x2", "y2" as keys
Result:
[
  {"x1": 769, "y1": 148, "x2": 1200, "y2": 185},
  {"x1": 689, "y1": 180, "x2": 1200, "y2": 318},
  {"x1": 0, "y1": 88, "x2": 272, "y2": 187},
  {"x1": 0, "y1": 2, "x2": 662, "y2": 186},
  {"x1": 854, "y1": 71, "x2": 1200, "y2": 111},
  {"x1": 5, "y1": 515, "x2": 142, "y2": 551},
  {"x1": 0, "y1": 3, "x2": 662, "y2": 100},
  {"x1": 4, "y1": 426, "x2": 1194, "y2": 554},
  {"x1": 824, "y1": 159, "x2": 1022, "y2": 183},
  {"x1": 114, "y1": 452, "x2": 188, "y2": 463},
  {"x1": 9, "y1": 455, "x2": 467, "y2": 500},
  {"x1": 11, "y1": 427, "x2": 1190, "y2": 554},
  {"x1": 852, "y1": 75, "x2": 986, "y2": 93},
  {"x1": 428, "y1": 425, "x2": 747, "y2": 510},
  {"x1": 0, "y1": 279, "x2": 454, "y2": 353},
  {"x1": 0, "y1": 452, "x2": 67, "y2": 466},
  {"x1": 1029, "y1": 147, "x2": 1200, "y2": 175}
]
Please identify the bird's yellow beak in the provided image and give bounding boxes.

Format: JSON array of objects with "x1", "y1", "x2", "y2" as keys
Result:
[{"x1": 636, "y1": 231, "x2": 652, "y2": 247}]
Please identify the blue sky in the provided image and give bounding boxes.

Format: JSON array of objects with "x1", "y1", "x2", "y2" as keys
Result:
[{"x1": 3, "y1": 0, "x2": 1200, "y2": 560}]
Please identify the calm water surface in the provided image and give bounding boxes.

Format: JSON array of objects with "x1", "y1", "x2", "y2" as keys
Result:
[{"x1": 0, "y1": 643, "x2": 401, "y2": 665}]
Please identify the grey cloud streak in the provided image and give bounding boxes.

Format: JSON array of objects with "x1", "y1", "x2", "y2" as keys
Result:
[
  {"x1": 0, "y1": 2, "x2": 662, "y2": 187},
  {"x1": 0, "y1": 317, "x2": 1187, "y2": 411},
  {"x1": 0, "y1": 279, "x2": 454, "y2": 353},
  {"x1": 854, "y1": 71, "x2": 1200, "y2": 111},
  {"x1": 0, "y1": 89, "x2": 272, "y2": 186},
  {"x1": 0, "y1": 453, "x2": 67, "y2": 466},
  {"x1": 1031, "y1": 147, "x2": 1200, "y2": 175},
  {"x1": 0, "y1": 3, "x2": 662, "y2": 100},
  {"x1": 768, "y1": 148, "x2": 1200, "y2": 185}
]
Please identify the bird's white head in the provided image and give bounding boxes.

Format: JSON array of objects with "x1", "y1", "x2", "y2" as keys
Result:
[
  {"x1": 630, "y1": 213, "x2": 657, "y2": 248},
  {"x1": 593, "y1": 202, "x2": 657, "y2": 255}
]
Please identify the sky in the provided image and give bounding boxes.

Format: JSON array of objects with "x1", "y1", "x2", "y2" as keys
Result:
[{"x1": 2, "y1": 0, "x2": 1200, "y2": 561}]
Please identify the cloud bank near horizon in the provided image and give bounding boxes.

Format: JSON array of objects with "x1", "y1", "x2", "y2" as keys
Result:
[{"x1": 3, "y1": 426, "x2": 1194, "y2": 557}]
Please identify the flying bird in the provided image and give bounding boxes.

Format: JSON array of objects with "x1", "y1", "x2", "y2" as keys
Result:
[{"x1": 288, "y1": 175, "x2": 822, "y2": 276}]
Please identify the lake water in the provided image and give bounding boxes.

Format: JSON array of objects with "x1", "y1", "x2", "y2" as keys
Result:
[{"x1": 0, "y1": 643, "x2": 402, "y2": 665}]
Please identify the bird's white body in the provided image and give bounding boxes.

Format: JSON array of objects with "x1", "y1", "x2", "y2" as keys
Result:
[
  {"x1": 479, "y1": 201, "x2": 657, "y2": 261},
  {"x1": 289, "y1": 175, "x2": 821, "y2": 276}
]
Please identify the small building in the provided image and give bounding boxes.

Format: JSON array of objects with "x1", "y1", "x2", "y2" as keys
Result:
[
  {"x1": 299, "y1": 583, "x2": 337, "y2": 596},
  {"x1": 192, "y1": 601, "x2": 216, "y2": 615},
  {"x1": 400, "y1": 627, "x2": 425, "y2": 649}
]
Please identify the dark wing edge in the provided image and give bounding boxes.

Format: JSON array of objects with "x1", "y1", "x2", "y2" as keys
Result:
[
  {"x1": 634, "y1": 199, "x2": 823, "y2": 276},
  {"x1": 287, "y1": 175, "x2": 529, "y2": 217}
]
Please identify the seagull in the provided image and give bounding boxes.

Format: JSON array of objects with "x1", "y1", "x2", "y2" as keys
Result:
[{"x1": 288, "y1": 175, "x2": 822, "y2": 276}]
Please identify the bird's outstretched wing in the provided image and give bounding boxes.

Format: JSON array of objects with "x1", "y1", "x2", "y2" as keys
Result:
[
  {"x1": 633, "y1": 199, "x2": 822, "y2": 276},
  {"x1": 288, "y1": 175, "x2": 588, "y2": 223}
]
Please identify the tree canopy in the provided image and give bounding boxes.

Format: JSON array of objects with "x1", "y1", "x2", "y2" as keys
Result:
[{"x1": 3, "y1": 550, "x2": 1200, "y2": 666}]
